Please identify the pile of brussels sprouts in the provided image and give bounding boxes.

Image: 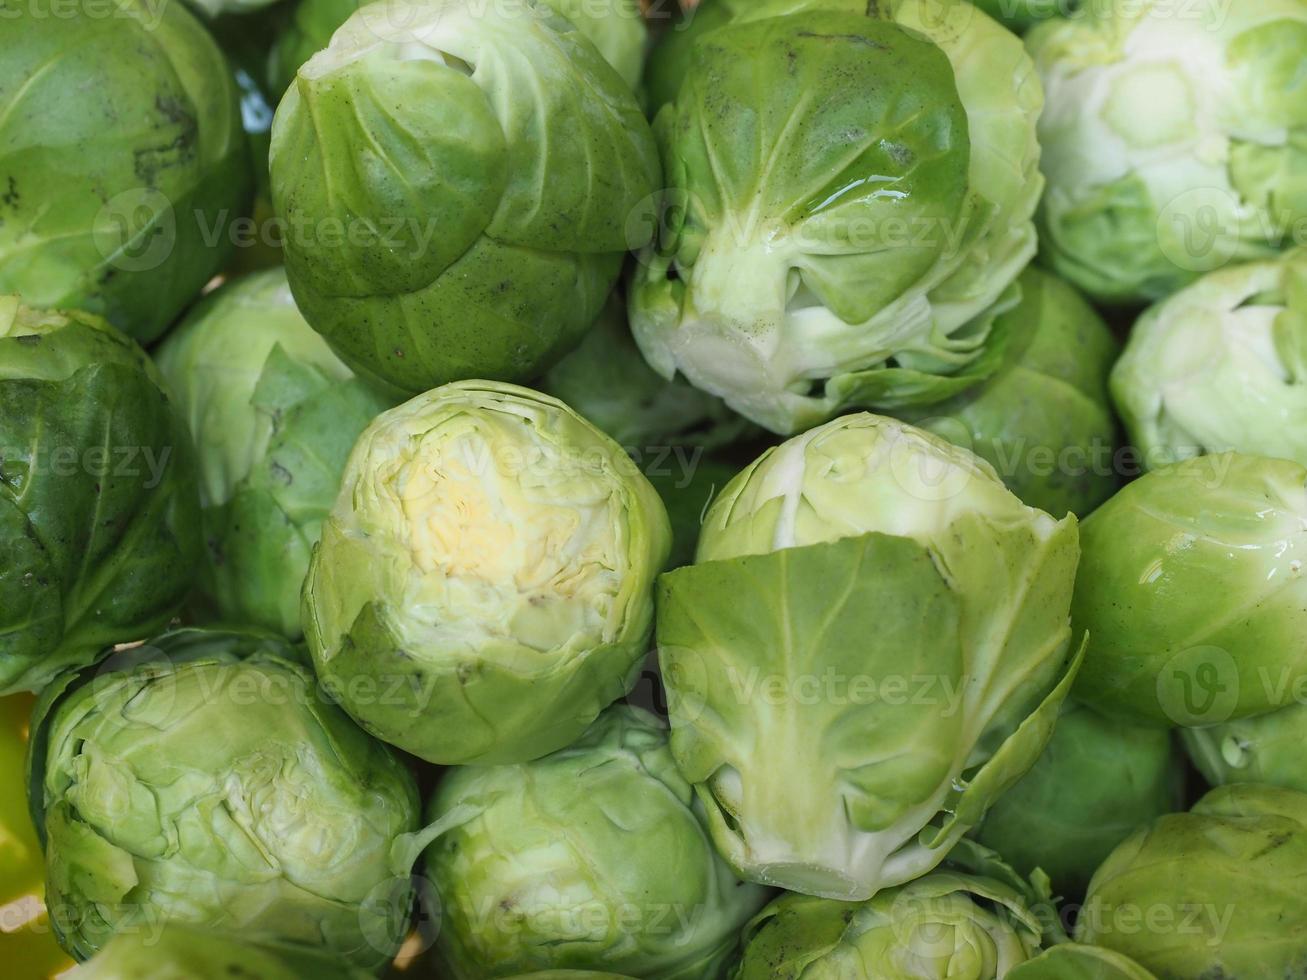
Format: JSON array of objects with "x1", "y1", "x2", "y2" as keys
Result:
[{"x1": 4, "y1": 0, "x2": 1307, "y2": 977}]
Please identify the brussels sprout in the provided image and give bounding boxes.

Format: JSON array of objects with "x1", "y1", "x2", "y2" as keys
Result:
[
  {"x1": 302, "y1": 381, "x2": 671, "y2": 764},
  {"x1": 413, "y1": 706, "x2": 768, "y2": 979},
  {"x1": 69, "y1": 925, "x2": 369, "y2": 980},
  {"x1": 1, "y1": 695, "x2": 73, "y2": 979},
  {"x1": 0, "y1": 0, "x2": 251, "y2": 342},
  {"x1": 1007, "y1": 945, "x2": 1159, "y2": 980},
  {"x1": 269, "y1": 0, "x2": 660, "y2": 394},
  {"x1": 1184, "y1": 703, "x2": 1307, "y2": 795},
  {"x1": 1072, "y1": 453, "x2": 1307, "y2": 726},
  {"x1": 0, "y1": 300, "x2": 202, "y2": 696},
  {"x1": 1112, "y1": 251, "x2": 1307, "y2": 471},
  {"x1": 899, "y1": 266, "x2": 1120, "y2": 517},
  {"x1": 156, "y1": 269, "x2": 394, "y2": 637},
  {"x1": 269, "y1": 0, "x2": 647, "y2": 99},
  {"x1": 731, "y1": 843, "x2": 1051, "y2": 979},
  {"x1": 974, "y1": 702, "x2": 1181, "y2": 899},
  {"x1": 1078, "y1": 783, "x2": 1307, "y2": 978},
  {"x1": 660, "y1": 414, "x2": 1082, "y2": 900},
  {"x1": 28, "y1": 629, "x2": 420, "y2": 968},
  {"x1": 1028, "y1": 1, "x2": 1307, "y2": 305},
  {"x1": 540, "y1": 296, "x2": 750, "y2": 453},
  {"x1": 504, "y1": 974, "x2": 637, "y2": 980},
  {"x1": 630, "y1": 0, "x2": 1044, "y2": 435}
]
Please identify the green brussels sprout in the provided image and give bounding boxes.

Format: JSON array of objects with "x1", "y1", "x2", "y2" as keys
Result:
[
  {"x1": 28, "y1": 629, "x2": 421, "y2": 969},
  {"x1": 504, "y1": 974, "x2": 637, "y2": 980},
  {"x1": 974, "y1": 702, "x2": 1181, "y2": 899},
  {"x1": 1028, "y1": 1, "x2": 1307, "y2": 305},
  {"x1": 269, "y1": 0, "x2": 660, "y2": 395},
  {"x1": 1112, "y1": 251, "x2": 1307, "y2": 471},
  {"x1": 540, "y1": 296, "x2": 750, "y2": 453},
  {"x1": 269, "y1": 0, "x2": 647, "y2": 99},
  {"x1": 0, "y1": 300, "x2": 202, "y2": 696},
  {"x1": 1071, "y1": 453, "x2": 1307, "y2": 727},
  {"x1": 302, "y1": 381, "x2": 672, "y2": 764},
  {"x1": 413, "y1": 706, "x2": 768, "y2": 979},
  {"x1": 156, "y1": 269, "x2": 394, "y2": 638},
  {"x1": 1183, "y1": 702, "x2": 1307, "y2": 795},
  {"x1": 1007, "y1": 945, "x2": 1159, "y2": 980},
  {"x1": 0, "y1": 0, "x2": 251, "y2": 342},
  {"x1": 660, "y1": 414, "x2": 1082, "y2": 900},
  {"x1": 731, "y1": 843, "x2": 1052, "y2": 979},
  {"x1": 899, "y1": 266, "x2": 1120, "y2": 517},
  {"x1": 631, "y1": 0, "x2": 1044, "y2": 435},
  {"x1": 69, "y1": 924, "x2": 370, "y2": 980},
  {"x1": 1078, "y1": 783, "x2": 1307, "y2": 978}
]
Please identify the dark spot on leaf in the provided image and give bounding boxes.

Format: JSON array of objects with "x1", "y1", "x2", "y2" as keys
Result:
[{"x1": 796, "y1": 31, "x2": 887, "y2": 49}]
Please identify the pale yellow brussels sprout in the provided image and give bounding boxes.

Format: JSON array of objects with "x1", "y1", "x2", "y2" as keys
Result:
[{"x1": 303, "y1": 382, "x2": 672, "y2": 764}]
